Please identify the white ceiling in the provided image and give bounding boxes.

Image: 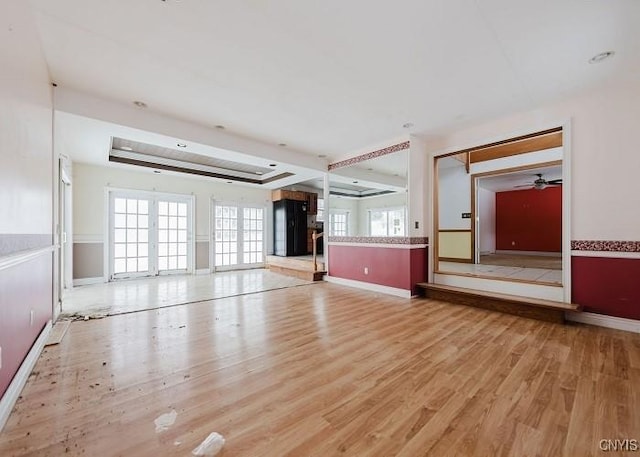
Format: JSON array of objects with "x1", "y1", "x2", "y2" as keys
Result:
[{"x1": 28, "y1": 0, "x2": 639, "y2": 163}]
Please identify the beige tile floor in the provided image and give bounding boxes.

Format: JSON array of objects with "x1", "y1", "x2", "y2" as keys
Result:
[
  {"x1": 438, "y1": 261, "x2": 563, "y2": 285},
  {"x1": 62, "y1": 269, "x2": 313, "y2": 317}
]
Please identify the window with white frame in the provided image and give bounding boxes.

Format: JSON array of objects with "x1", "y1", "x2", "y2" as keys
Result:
[
  {"x1": 369, "y1": 207, "x2": 406, "y2": 236},
  {"x1": 316, "y1": 198, "x2": 324, "y2": 222},
  {"x1": 329, "y1": 211, "x2": 349, "y2": 236}
]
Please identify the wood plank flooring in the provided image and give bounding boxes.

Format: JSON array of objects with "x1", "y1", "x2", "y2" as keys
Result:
[
  {"x1": 480, "y1": 254, "x2": 562, "y2": 270},
  {"x1": 1, "y1": 282, "x2": 638, "y2": 456}
]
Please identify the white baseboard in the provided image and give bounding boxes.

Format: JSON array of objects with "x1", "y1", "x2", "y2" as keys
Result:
[
  {"x1": 195, "y1": 268, "x2": 211, "y2": 275},
  {"x1": 566, "y1": 311, "x2": 640, "y2": 333},
  {"x1": 73, "y1": 277, "x2": 104, "y2": 287},
  {"x1": 325, "y1": 276, "x2": 412, "y2": 298},
  {"x1": 0, "y1": 320, "x2": 52, "y2": 432}
]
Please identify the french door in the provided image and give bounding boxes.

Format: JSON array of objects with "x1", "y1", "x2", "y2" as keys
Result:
[
  {"x1": 109, "y1": 190, "x2": 194, "y2": 280},
  {"x1": 212, "y1": 202, "x2": 265, "y2": 271}
]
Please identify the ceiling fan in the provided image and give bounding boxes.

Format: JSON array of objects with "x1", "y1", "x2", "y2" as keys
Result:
[{"x1": 515, "y1": 173, "x2": 562, "y2": 190}]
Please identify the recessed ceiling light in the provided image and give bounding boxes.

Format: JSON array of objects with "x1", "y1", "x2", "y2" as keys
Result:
[
  {"x1": 215, "y1": 125, "x2": 225, "y2": 130},
  {"x1": 177, "y1": 143, "x2": 187, "y2": 148},
  {"x1": 255, "y1": 171, "x2": 263, "y2": 175},
  {"x1": 226, "y1": 181, "x2": 233, "y2": 184},
  {"x1": 318, "y1": 154, "x2": 327, "y2": 158},
  {"x1": 589, "y1": 51, "x2": 615, "y2": 64},
  {"x1": 353, "y1": 181, "x2": 359, "y2": 184},
  {"x1": 269, "y1": 163, "x2": 277, "y2": 167},
  {"x1": 120, "y1": 146, "x2": 133, "y2": 151},
  {"x1": 133, "y1": 101, "x2": 147, "y2": 108},
  {"x1": 402, "y1": 122, "x2": 414, "y2": 129},
  {"x1": 367, "y1": 167, "x2": 373, "y2": 171},
  {"x1": 278, "y1": 143, "x2": 287, "y2": 147},
  {"x1": 153, "y1": 170, "x2": 161, "y2": 174}
]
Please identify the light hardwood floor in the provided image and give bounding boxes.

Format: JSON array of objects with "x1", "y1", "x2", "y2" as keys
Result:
[{"x1": 1, "y1": 282, "x2": 639, "y2": 456}]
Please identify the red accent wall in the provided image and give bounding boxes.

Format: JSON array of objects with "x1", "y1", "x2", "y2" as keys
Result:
[
  {"x1": 410, "y1": 248, "x2": 428, "y2": 295},
  {"x1": 0, "y1": 254, "x2": 52, "y2": 397},
  {"x1": 328, "y1": 245, "x2": 428, "y2": 294},
  {"x1": 572, "y1": 256, "x2": 640, "y2": 320},
  {"x1": 496, "y1": 187, "x2": 562, "y2": 252}
]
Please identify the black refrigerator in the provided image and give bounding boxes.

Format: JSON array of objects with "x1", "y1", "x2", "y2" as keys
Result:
[{"x1": 273, "y1": 199, "x2": 308, "y2": 256}]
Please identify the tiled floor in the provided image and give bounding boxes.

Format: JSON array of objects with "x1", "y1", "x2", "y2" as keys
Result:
[
  {"x1": 438, "y1": 261, "x2": 563, "y2": 285},
  {"x1": 62, "y1": 269, "x2": 313, "y2": 317}
]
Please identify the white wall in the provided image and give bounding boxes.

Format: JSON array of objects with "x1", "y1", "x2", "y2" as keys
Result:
[
  {"x1": 478, "y1": 187, "x2": 495, "y2": 254},
  {"x1": 438, "y1": 163, "x2": 470, "y2": 229},
  {"x1": 328, "y1": 191, "x2": 407, "y2": 237},
  {"x1": 0, "y1": 10, "x2": 53, "y2": 238},
  {"x1": 0, "y1": 0, "x2": 54, "y2": 420},
  {"x1": 357, "y1": 192, "x2": 407, "y2": 236},
  {"x1": 408, "y1": 136, "x2": 429, "y2": 236},
  {"x1": 427, "y1": 80, "x2": 640, "y2": 241},
  {"x1": 72, "y1": 162, "x2": 272, "y2": 244},
  {"x1": 328, "y1": 196, "x2": 359, "y2": 235}
]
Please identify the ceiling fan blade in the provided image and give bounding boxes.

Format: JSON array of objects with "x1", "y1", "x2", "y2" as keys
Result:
[
  {"x1": 514, "y1": 184, "x2": 533, "y2": 188},
  {"x1": 547, "y1": 179, "x2": 563, "y2": 185}
]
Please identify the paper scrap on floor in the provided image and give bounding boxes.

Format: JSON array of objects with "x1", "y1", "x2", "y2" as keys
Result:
[
  {"x1": 192, "y1": 432, "x2": 225, "y2": 456},
  {"x1": 154, "y1": 409, "x2": 177, "y2": 433}
]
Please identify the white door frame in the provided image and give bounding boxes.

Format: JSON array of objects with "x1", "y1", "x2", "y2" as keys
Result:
[
  {"x1": 105, "y1": 187, "x2": 195, "y2": 281},
  {"x1": 428, "y1": 119, "x2": 572, "y2": 302},
  {"x1": 60, "y1": 166, "x2": 73, "y2": 290}
]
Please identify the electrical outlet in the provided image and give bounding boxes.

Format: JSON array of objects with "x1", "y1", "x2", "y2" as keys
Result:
[
  {"x1": 364, "y1": 267, "x2": 369, "y2": 275},
  {"x1": 30, "y1": 310, "x2": 34, "y2": 326},
  {"x1": 415, "y1": 221, "x2": 419, "y2": 229}
]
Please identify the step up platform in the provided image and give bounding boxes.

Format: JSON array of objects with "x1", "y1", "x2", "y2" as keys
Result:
[
  {"x1": 417, "y1": 283, "x2": 581, "y2": 323},
  {"x1": 266, "y1": 255, "x2": 326, "y2": 282}
]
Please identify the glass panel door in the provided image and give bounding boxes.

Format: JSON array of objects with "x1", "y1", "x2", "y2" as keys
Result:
[
  {"x1": 213, "y1": 202, "x2": 265, "y2": 271},
  {"x1": 242, "y1": 207, "x2": 264, "y2": 265},
  {"x1": 214, "y1": 204, "x2": 238, "y2": 268},
  {"x1": 111, "y1": 196, "x2": 151, "y2": 279},
  {"x1": 157, "y1": 200, "x2": 189, "y2": 273},
  {"x1": 109, "y1": 190, "x2": 193, "y2": 280}
]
